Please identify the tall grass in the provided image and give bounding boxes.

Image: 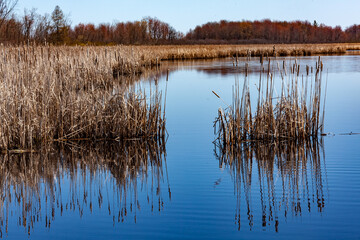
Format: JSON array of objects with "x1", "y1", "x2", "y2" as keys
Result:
[
  {"x1": 0, "y1": 45, "x2": 166, "y2": 150},
  {"x1": 0, "y1": 43, "x2": 344, "y2": 149},
  {"x1": 111, "y1": 43, "x2": 360, "y2": 75},
  {"x1": 212, "y1": 57, "x2": 327, "y2": 230},
  {"x1": 214, "y1": 57, "x2": 326, "y2": 147}
]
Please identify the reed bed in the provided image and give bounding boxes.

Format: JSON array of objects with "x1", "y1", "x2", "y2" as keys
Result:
[
  {"x1": 214, "y1": 57, "x2": 326, "y2": 147},
  {"x1": 214, "y1": 139, "x2": 326, "y2": 231},
  {"x1": 0, "y1": 43, "x2": 347, "y2": 149},
  {"x1": 0, "y1": 45, "x2": 166, "y2": 151},
  {"x1": 110, "y1": 43, "x2": 360, "y2": 75},
  {"x1": 141, "y1": 43, "x2": 351, "y2": 59},
  {"x1": 0, "y1": 141, "x2": 169, "y2": 236}
]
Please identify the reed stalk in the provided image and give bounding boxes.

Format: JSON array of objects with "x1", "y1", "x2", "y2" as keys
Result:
[
  {"x1": 214, "y1": 57, "x2": 326, "y2": 148},
  {"x1": 0, "y1": 45, "x2": 166, "y2": 150}
]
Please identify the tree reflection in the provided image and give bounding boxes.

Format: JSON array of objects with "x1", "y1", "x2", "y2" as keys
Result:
[
  {"x1": 0, "y1": 140, "x2": 169, "y2": 237},
  {"x1": 214, "y1": 140, "x2": 327, "y2": 232}
]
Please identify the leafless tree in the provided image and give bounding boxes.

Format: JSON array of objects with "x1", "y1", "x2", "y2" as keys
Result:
[
  {"x1": 33, "y1": 13, "x2": 51, "y2": 44},
  {"x1": 0, "y1": 0, "x2": 18, "y2": 29},
  {"x1": 22, "y1": 8, "x2": 36, "y2": 41}
]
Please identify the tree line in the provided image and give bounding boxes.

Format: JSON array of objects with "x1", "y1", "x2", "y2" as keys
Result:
[
  {"x1": 0, "y1": 2, "x2": 360, "y2": 45},
  {"x1": 0, "y1": 4, "x2": 183, "y2": 45},
  {"x1": 186, "y1": 20, "x2": 360, "y2": 43}
]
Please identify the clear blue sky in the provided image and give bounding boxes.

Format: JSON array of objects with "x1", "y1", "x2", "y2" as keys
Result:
[{"x1": 15, "y1": 0, "x2": 360, "y2": 33}]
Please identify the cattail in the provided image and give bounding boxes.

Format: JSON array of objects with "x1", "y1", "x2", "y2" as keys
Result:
[
  {"x1": 214, "y1": 59, "x2": 325, "y2": 146},
  {"x1": 0, "y1": 46, "x2": 167, "y2": 150}
]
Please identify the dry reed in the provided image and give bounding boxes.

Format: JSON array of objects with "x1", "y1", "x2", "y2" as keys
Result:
[
  {"x1": 214, "y1": 57, "x2": 326, "y2": 147},
  {"x1": 110, "y1": 43, "x2": 360, "y2": 75},
  {"x1": 0, "y1": 45, "x2": 166, "y2": 150}
]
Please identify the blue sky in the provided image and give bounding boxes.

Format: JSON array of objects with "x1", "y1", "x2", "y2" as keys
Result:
[{"x1": 15, "y1": 0, "x2": 360, "y2": 33}]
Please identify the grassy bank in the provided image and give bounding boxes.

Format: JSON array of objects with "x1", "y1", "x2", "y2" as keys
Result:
[
  {"x1": 111, "y1": 43, "x2": 360, "y2": 74},
  {"x1": 141, "y1": 43, "x2": 360, "y2": 59}
]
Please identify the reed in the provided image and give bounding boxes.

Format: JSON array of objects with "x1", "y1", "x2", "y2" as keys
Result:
[
  {"x1": 0, "y1": 43, "x2": 343, "y2": 150},
  {"x1": 111, "y1": 43, "x2": 359, "y2": 75},
  {"x1": 0, "y1": 45, "x2": 166, "y2": 150},
  {"x1": 214, "y1": 57, "x2": 326, "y2": 147}
]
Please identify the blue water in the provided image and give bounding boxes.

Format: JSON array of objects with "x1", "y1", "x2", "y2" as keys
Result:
[{"x1": 1, "y1": 55, "x2": 360, "y2": 239}]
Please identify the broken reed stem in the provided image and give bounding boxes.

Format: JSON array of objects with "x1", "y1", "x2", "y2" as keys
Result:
[{"x1": 214, "y1": 57, "x2": 326, "y2": 149}]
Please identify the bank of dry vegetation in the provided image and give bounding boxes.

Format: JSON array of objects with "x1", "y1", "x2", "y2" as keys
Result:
[
  {"x1": 0, "y1": 45, "x2": 167, "y2": 151},
  {"x1": 112, "y1": 43, "x2": 360, "y2": 73},
  {"x1": 0, "y1": 43, "x2": 350, "y2": 150}
]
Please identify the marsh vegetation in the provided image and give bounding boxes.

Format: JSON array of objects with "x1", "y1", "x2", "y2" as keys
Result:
[
  {"x1": 0, "y1": 0, "x2": 358, "y2": 238},
  {"x1": 0, "y1": 48, "x2": 359, "y2": 238},
  {"x1": 214, "y1": 57, "x2": 326, "y2": 148},
  {"x1": 0, "y1": 45, "x2": 167, "y2": 151}
]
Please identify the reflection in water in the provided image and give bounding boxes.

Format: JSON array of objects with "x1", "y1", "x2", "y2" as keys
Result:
[
  {"x1": 0, "y1": 141, "x2": 169, "y2": 237},
  {"x1": 196, "y1": 57, "x2": 316, "y2": 76},
  {"x1": 195, "y1": 55, "x2": 360, "y2": 76},
  {"x1": 215, "y1": 140, "x2": 327, "y2": 232}
]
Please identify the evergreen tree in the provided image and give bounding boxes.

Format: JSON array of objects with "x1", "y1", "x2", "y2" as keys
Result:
[{"x1": 50, "y1": 5, "x2": 69, "y2": 44}]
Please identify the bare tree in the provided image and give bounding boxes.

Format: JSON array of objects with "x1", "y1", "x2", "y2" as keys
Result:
[
  {"x1": 33, "y1": 13, "x2": 51, "y2": 44},
  {"x1": 0, "y1": 0, "x2": 18, "y2": 29},
  {"x1": 22, "y1": 8, "x2": 36, "y2": 41}
]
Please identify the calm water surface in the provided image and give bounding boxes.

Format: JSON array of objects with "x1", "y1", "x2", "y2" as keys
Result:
[{"x1": 1, "y1": 55, "x2": 360, "y2": 239}]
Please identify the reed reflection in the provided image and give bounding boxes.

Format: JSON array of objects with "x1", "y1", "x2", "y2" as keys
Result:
[
  {"x1": 214, "y1": 140, "x2": 327, "y2": 232},
  {"x1": 0, "y1": 141, "x2": 170, "y2": 237}
]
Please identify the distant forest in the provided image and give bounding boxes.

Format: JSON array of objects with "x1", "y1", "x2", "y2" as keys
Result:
[{"x1": 1, "y1": 4, "x2": 360, "y2": 45}]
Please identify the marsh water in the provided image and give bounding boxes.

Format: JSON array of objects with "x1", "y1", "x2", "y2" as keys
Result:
[{"x1": 1, "y1": 55, "x2": 360, "y2": 239}]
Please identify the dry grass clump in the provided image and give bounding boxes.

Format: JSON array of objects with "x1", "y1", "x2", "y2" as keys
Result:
[
  {"x1": 0, "y1": 141, "x2": 169, "y2": 236},
  {"x1": 212, "y1": 57, "x2": 328, "y2": 231},
  {"x1": 214, "y1": 57, "x2": 326, "y2": 146},
  {"x1": 214, "y1": 139, "x2": 326, "y2": 231},
  {"x1": 0, "y1": 45, "x2": 166, "y2": 151}
]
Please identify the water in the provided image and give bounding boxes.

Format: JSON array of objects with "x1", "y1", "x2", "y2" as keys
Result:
[{"x1": 1, "y1": 55, "x2": 360, "y2": 239}]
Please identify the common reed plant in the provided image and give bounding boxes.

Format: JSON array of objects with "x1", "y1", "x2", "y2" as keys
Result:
[
  {"x1": 0, "y1": 141, "x2": 169, "y2": 236},
  {"x1": 111, "y1": 43, "x2": 360, "y2": 75},
  {"x1": 214, "y1": 57, "x2": 326, "y2": 147},
  {"x1": 146, "y1": 43, "x2": 350, "y2": 59},
  {"x1": 0, "y1": 45, "x2": 166, "y2": 150},
  {"x1": 0, "y1": 43, "x2": 344, "y2": 150}
]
